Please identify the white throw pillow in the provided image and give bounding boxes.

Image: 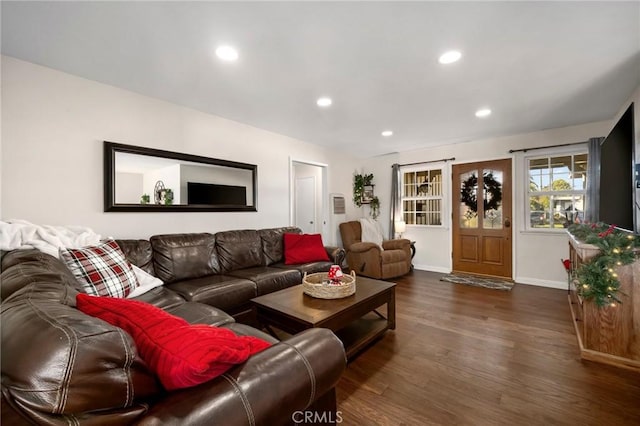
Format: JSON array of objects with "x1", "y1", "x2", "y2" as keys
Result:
[
  {"x1": 359, "y1": 218, "x2": 384, "y2": 250},
  {"x1": 127, "y1": 265, "x2": 165, "y2": 298}
]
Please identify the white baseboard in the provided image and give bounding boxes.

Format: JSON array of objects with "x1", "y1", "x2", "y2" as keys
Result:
[
  {"x1": 514, "y1": 276, "x2": 567, "y2": 290},
  {"x1": 413, "y1": 264, "x2": 450, "y2": 274}
]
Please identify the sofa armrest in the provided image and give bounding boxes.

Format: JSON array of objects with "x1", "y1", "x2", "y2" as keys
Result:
[
  {"x1": 138, "y1": 328, "x2": 346, "y2": 426},
  {"x1": 349, "y1": 241, "x2": 381, "y2": 254},
  {"x1": 324, "y1": 245, "x2": 346, "y2": 266},
  {"x1": 382, "y1": 239, "x2": 411, "y2": 251}
]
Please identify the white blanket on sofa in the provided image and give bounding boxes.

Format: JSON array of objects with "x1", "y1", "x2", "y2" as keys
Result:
[
  {"x1": 359, "y1": 218, "x2": 384, "y2": 250},
  {"x1": 0, "y1": 220, "x2": 163, "y2": 297},
  {"x1": 0, "y1": 219, "x2": 102, "y2": 257}
]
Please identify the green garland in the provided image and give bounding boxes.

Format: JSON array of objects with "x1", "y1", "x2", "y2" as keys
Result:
[{"x1": 568, "y1": 222, "x2": 639, "y2": 307}]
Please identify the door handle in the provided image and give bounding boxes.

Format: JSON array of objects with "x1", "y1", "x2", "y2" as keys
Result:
[{"x1": 504, "y1": 218, "x2": 511, "y2": 228}]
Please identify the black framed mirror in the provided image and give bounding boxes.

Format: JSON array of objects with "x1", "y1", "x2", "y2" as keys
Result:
[{"x1": 104, "y1": 141, "x2": 257, "y2": 212}]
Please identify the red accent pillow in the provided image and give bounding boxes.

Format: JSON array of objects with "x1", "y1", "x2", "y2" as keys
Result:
[
  {"x1": 284, "y1": 233, "x2": 330, "y2": 265},
  {"x1": 76, "y1": 294, "x2": 271, "y2": 390}
]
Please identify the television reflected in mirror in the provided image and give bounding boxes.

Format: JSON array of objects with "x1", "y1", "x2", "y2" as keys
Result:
[
  {"x1": 104, "y1": 141, "x2": 257, "y2": 212},
  {"x1": 187, "y1": 182, "x2": 246, "y2": 205}
]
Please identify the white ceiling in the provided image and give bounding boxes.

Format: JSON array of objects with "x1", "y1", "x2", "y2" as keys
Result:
[{"x1": 2, "y1": 1, "x2": 639, "y2": 158}]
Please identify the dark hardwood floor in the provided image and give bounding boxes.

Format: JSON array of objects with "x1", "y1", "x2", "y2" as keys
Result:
[{"x1": 336, "y1": 270, "x2": 640, "y2": 425}]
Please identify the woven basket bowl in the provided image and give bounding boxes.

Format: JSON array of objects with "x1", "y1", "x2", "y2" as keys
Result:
[{"x1": 302, "y1": 271, "x2": 356, "y2": 299}]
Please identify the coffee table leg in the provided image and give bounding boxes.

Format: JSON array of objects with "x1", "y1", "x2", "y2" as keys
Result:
[
  {"x1": 253, "y1": 306, "x2": 280, "y2": 338},
  {"x1": 388, "y1": 288, "x2": 396, "y2": 330},
  {"x1": 372, "y1": 309, "x2": 386, "y2": 320},
  {"x1": 372, "y1": 289, "x2": 396, "y2": 330},
  {"x1": 264, "y1": 324, "x2": 279, "y2": 338}
]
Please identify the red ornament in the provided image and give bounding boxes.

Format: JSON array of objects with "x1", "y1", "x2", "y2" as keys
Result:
[
  {"x1": 561, "y1": 259, "x2": 571, "y2": 271},
  {"x1": 328, "y1": 265, "x2": 343, "y2": 284}
]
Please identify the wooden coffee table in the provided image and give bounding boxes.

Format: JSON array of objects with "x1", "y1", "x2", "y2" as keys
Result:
[{"x1": 251, "y1": 277, "x2": 395, "y2": 360}]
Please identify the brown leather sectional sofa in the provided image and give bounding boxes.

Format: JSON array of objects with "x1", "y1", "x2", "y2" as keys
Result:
[
  {"x1": 1, "y1": 226, "x2": 347, "y2": 425},
  {"x1": 118, "y1": 226, "x2": 345, "y2": 321}
]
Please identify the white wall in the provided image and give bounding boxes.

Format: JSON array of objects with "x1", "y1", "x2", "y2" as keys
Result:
[
  {"x1": 0, "y1": 55, "x2": 3, "y2": 219},
  {"x1": 115, "y1": 172, "x2": 143, "y2": 204},
  {"x1": 362, "y1": 120, "x2": 613, "y2": 288},
  {"x1": 1, "y1": 56, "x2": 359, "y2": 238}
]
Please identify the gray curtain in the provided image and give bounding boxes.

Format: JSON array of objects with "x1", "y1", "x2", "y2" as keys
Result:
[
  {"x1": 585, "y1": 137, "x2": 604, "y2": 223},
  {"x1": 389, "y1": 164, "x2": 401, "y2": 239}
]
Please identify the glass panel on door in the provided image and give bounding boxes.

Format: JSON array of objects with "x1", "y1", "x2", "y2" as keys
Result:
[
  {"x1": 460, "y1": 170, "x2": 478, "y2": 228},
  {"x1": 483, "y1": 169, "x2": 503, "y2": 229}
]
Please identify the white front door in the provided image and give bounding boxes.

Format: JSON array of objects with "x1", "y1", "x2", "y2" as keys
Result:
[{"x1": 295, "y1": 176, "x2": 316, "y2": 233}]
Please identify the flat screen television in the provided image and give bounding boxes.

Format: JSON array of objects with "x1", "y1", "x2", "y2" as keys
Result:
[
  {"x1": 187, "y1": 182, "x2": 247, "y2": 206},
  {"x1": 598, "y1": 103, "x2": 636, "y2": 232}
]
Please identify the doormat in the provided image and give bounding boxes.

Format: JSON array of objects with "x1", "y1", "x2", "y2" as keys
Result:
[{"x1": 440, "y1": 274, "x2": 514, "y2": 291}]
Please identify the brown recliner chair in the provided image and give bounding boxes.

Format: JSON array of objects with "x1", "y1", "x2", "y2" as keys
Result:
[{"x1": 339, "y1": 221, "x2": 411, "y2": 280}]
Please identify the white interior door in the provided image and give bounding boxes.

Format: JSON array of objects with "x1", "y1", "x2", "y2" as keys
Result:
[{"x1": 295, "y1": 176, "x2": 316, "y2": 233}]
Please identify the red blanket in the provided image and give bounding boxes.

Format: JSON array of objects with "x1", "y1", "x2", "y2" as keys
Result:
[{"x1": 77, "y1": 293, "x2": 271, "y2": 390}]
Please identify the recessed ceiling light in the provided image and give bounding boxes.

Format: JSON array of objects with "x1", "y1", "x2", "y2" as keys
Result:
[
  {"x1": 215, "y1": 45, "x2": 239, "y2": 61},
  {"x1": 438, "y1": 50, "x2": 462, "y2": 64},
  {"x1": 475, "y1": 108, "x2": 492, "y2": 118},
  {"x1": 381, "y1": 130, "x2": 393, "y2": 137},
  {"x1": 316, "y1": 97, "x2": 332, "y2": 107}
]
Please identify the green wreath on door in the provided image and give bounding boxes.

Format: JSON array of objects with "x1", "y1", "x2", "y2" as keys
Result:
[{"x1": 460, "y1": 172, "x2": 502, "y2": 214}]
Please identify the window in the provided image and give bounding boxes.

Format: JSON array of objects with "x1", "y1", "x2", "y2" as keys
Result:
[
  {"x1": 527, "y1": 152, "x2": 588, "y2": 230},
  {"x1": 402, "y1": 167, "x2": 444, "y2": 226}
]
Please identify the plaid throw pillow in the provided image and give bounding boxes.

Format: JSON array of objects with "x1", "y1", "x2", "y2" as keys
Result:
[{"x1": 60, "y1": 240, "x2": 139, "y2": 298}]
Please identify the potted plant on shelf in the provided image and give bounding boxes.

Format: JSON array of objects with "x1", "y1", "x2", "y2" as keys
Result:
[
  {"x1": 369, "y1": 196, "x2": 380, "y2": 219},
  {"x1": 353, "y1": 173, "x2": 380, "y2": 219},
  {"x1": 353, "y1": 173, "x2": 373, "y2": 207},
  {"x1": 163, "y1": 188, "x2": 174, "y2": 206}
]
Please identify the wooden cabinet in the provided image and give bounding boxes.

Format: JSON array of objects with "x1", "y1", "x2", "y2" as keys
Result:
[{"x1": 568, "y1": 233, "x2": 640, "y2": 371}]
